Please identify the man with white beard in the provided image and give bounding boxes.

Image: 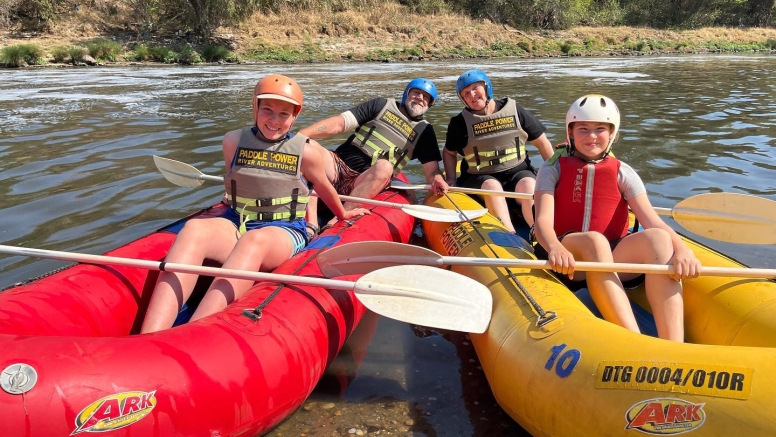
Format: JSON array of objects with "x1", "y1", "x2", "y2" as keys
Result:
[{"x1": 299, "y1": 78, "x2": 447, "y2": 236}]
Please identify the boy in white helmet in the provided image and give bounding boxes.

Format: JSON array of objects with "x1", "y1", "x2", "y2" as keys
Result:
[{"x1": 532, "y1": 94, "x2": 701, "y2": 342}]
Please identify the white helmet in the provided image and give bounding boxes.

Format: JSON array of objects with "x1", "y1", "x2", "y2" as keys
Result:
[{"x1": 565, "y1": 94, "x2": 620, "y2": 154}]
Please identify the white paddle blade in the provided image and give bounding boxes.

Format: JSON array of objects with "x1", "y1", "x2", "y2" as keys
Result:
[
  {"x1": 404, "y1": 204, "x2": 488, "y2": 222},
  {"x1": 354, "y1": 265, "x2": 492, "y2": 333},
  {"x1": 318, "y1": 241, "x2": 442, "y2": 277},
  {"x1": 672, "y1": 193, "x2": 776, "y2": 245},
  {"x1": 153, "y1": 155, "x2": 207, "y2": 188}
]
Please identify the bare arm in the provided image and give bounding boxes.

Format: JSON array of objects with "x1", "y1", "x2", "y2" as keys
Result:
[
  {"x1": 219, "y1": 130, "x2": 242, "y2": 203},
  {"x1": 298, "y1": 114, "x2": 347, "y2": 139},
  {"x1": 534, "y1": 191, "x2": 561, "y2": 252},
  {"x1": 421, "y1": 161, "x2": 448, "y2": 194},
  {"x1": 442, "y1": 148, "x2": 459, "y2": 186},
  {"x1": 222, "y1": 129, "x2": 242, "y2": 173},
  {"x1": 534, "y1": 190, "x2": 576, "y2": 278},
  {"x1": 301, "y1": 144, "x2": 368, "y2": 221},
  {"x1": 530, "y1": 133, "x2": 554, "y2": 162}
]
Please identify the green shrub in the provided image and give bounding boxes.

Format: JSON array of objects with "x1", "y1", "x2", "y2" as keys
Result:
[
  {"x1": 85, "y1": 38, "x2": 122, "y2": 61},
  {"x1": 560, "y1": 41, "x2": 583, "y2": 54},
  {"x1": 150, "y1": 46, "x2": 179, "y2": 63},
  {"x1": 133, "y1": 44, "x2": 151, "y2": 61},
  {"x1": 626, "y1": 40, "x2": 649, "y2": 51},
  {"x1": 674, "y1": 41, "x2": 690, "y2": 51},
  {"x1": 0, "y1": 43, "x2": 44, "y2": 67},
  {"x1": 584, "y1": 37, "x2": 606, "y2": 51},
  {"x1": 51, "y1": 46, "x2": 69, "y2": 63},
  {"x1": 178, "y1": 45, "x2": 203, "y2": 64},
  {"x1": 51, "y1": 45, "x2": 86, "y2": 64},
  {"x1": 68, "y1": 46, "x2": 86, "y2": 63},
  {"x1": 201, "y1": 44, "x2": 235, "y2": 62},
  {"x1": 517, "y1": 39, "x2": 532, "y2": 54}
]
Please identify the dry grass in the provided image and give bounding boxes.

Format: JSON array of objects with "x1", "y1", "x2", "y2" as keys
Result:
[
  {"x1": 3, "y1": 2, "x2": 776, "y2": 63},
  {"x1": 232, "y1": 4, "x2": 498, "y2": 56}
]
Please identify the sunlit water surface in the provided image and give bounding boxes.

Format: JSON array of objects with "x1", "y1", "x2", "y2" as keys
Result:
[{"x1": 1, "y1": 55, "x2": 775, "y2": 436}]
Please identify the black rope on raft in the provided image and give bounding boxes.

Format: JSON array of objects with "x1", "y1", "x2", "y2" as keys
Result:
[{"x1": 442, "y1": 192, "x2": 557, "y2": 327}]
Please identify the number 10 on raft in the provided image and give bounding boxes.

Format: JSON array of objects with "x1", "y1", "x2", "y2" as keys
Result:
[{"x1": 545, "y1": 344, "x2": 582, "y2": 379}]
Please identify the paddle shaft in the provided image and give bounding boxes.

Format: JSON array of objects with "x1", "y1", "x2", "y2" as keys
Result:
[
  {"x1": 334, "y1": 253, "x2": 775, "y2": 279},
  {"x1": 392, "y1": 183, "x2": 776, "y2": 245},
  {"x1": 163, "y1": 171, "x2": 419, "y2": 210},
  {"x1": 0, "y1": 244, "x2": 494, "y2": 332},
  {"x1": 159, "y1": 166, "x2": 224, "y2": 184},
  {"x1": 394, "y1": 183, "x2": 681, "y2": 217},
  {"x1": 152, "y1": 156, "x2": 487, "y2": 222},
  {"x1": 0, "y1": 244, "x2": 356, "y2": 290}
]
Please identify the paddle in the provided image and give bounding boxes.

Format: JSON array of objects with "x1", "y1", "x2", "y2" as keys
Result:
[
  {"x1": 0, "y1": 244, "x2": 492, "y2": 333},
  {"x1": 390, "y1": 182, "x2": 776, "y2": 245},
  {"x1": 317, "y1": 241, "x2": 776, "y2": 279},
  {"x1": 153, "y1": 156, "x2": 487, "y2": 223}
]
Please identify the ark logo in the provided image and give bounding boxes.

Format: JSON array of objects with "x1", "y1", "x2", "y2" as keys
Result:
[
  {"x1": 71, "y1": 390, "x2": 157, "y2": 434},
  {"x1": 625, "y1": 398, "x2": 705, "y2": 435}
]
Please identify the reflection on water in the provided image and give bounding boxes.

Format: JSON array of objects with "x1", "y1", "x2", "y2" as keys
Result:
[{"x1": 1, "y1": 55, "x2": 775, "y2": 436}]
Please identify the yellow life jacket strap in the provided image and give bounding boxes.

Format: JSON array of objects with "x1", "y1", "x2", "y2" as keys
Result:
[
  {"x1": 465, "y1": 149, "x2": 519, "y2": 171},
  {"x1": 464, "y1": 146, "x2": 519, "y2": 161},
  {"x1": 229, "y1": 195, "x2": 310, "y2": 207},
  {"x1": 354, "y1": 130, "x2": 408, "y2": 168},
  {"x1": 237, "y1": 208, "x2": 299, "y2": 235}
]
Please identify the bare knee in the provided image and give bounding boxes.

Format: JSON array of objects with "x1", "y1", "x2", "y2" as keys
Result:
[
  {"x1": 515, "y1": 177, "x2": 535, "y2": 193},
  {"x1": 570, "y1": 232, "x2": 612, "y2": 261},
  {"x1": 176, "y1": 220, "x2": 218, "y2": 246},
  {"x1": 480, "y1": 179, "x2": 502, "y2": 191},
  {"x1": 235, "y1": 229, "x2": 274, "y2": 254},
  {"x1": 641, "y1": 228, "x2": 674, "y2": 263},
  {"x1": 371, "y1": 159, "x2": 395, "y2": 181}
]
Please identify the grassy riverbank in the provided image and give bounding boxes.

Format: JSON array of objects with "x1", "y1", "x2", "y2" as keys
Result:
[{"x1": 4, "y1": 3, "x2": 776, "y2": 66}]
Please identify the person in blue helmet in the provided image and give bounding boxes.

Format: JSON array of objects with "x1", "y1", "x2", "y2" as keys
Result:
[
  {"x1": 443, "y1": 69, "x2": 554, "y2": 233},
  {"x1": 299, "y1": 78, "x2": 448, "y2": 235}
]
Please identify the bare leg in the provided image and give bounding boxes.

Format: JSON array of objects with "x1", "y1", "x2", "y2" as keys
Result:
[
  {"x1": 480, "y1": 179, "x2": 515, "y2": 233},
  {"x1": 514, "y1": 177, "x2": 536, "y2": 227},
  {"x1": 190, "y1": 226, "x2": 296, "y2": 321},
  {"x1": 326, "y1": 159, "x2": 392, "y2": 226},
  {"x1": 141, "y1": 217, "x2": 239, "y2": 333},
  {"x1": 344, "y1": 159, "x2": 393, "y2": 210},
  {"x1": 613, "y1": 229, "x2": 683, "y2": 342},
  {"x1": 561, "y1": 232, "x2": 641, "y2": 333}
]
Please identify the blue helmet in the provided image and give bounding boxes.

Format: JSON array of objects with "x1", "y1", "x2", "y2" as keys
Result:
[
  {"x1": 456, "y1": 69, "x2": 493, "y2": 107},
  {"x1": 402, "y1": 78, "x2": 437, "y2": 107}
]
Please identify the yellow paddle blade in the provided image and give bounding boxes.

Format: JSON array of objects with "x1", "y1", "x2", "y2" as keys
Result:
[{"x1": 672, "y1": 193, "x2": 776, "y2": 244}]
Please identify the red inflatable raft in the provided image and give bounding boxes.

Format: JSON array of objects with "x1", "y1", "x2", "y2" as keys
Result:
[{"x1": 0, "y1": 189, "x2": 414, "y2": 437}]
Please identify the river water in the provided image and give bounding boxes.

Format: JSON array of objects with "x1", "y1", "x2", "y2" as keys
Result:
[{"x1": 1, "y1": 55, "x2": 775, "y2": 436}]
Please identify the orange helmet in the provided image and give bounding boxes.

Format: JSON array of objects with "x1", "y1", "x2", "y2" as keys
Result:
[{"x1": 252, "y1": 75, "x2": 303, "y2": 120}]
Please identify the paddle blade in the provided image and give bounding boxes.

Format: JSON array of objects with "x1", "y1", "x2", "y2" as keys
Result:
[
  {"x1": 318, "y1": 241, "x2": 442, "y2": 277},
  {"x1": 354, "y1": 265, "x2": 492, "y2": 333},
  {"x1": 153, "y1": 155, "x2": 208, "y2": 187},
  {"x1": 672, "y1": 193, "x2": 776, "y2": 244},
  {"x1": 404, "y1": 204, "x2": 488, "y2": 222}
]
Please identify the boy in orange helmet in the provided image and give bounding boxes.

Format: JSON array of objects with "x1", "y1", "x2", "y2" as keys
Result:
[{"x1": 141, "y1": 75, "x2": 368, "y2": 333}]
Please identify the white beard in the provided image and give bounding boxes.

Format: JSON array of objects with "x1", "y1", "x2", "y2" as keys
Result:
[{"x1": 405, "y1": 101, "x2": 427, "y2": 118}]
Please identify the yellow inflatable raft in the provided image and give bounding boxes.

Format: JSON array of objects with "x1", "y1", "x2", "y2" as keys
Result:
[{"x1": 422, "y1": 192, "x2": 776, "y2": 437}]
